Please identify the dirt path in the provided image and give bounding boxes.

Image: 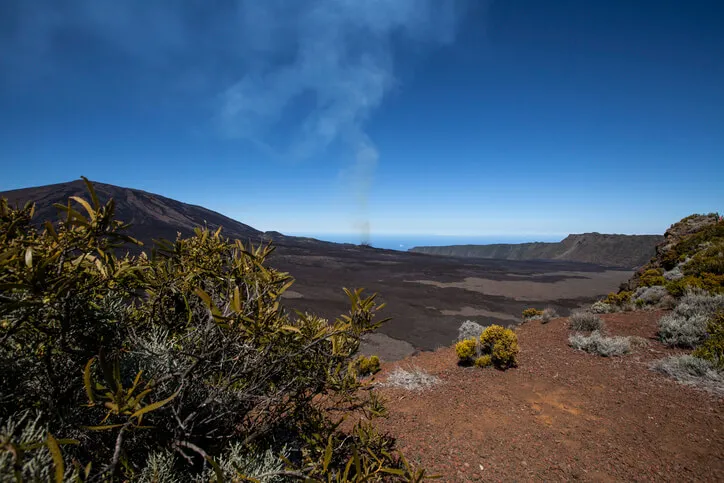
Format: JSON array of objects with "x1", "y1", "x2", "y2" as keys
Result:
[{"x1": 373, "y1": 310, "x2": 724, "y2": 481}]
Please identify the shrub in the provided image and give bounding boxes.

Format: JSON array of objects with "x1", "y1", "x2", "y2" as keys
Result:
[
  {"x1": 604, "y1": 291, "x2": 632, "y2": 305},
  {"x1": 568, "y1": 331, "x2": 631, "y2": 357},
  {"x1": 358, "y1": 355, "x2": 381, "y2": 376},
  {"x1": 650, "y1": 355, "x2": 724, "y2": 395},
  {"x1": 457, "y1": 320, "x2": 485, "y2": 342},
  {"x1": 569, "y1": 311, "x2": 605, "y2": 332},
  {"x1": 633, "y1": 285, "x2": 668, "y2": 306},
  {"x1": 692, "y1": 312, "x2": 724, "y2": 370},
  {"x1": 384, "y1": 366, "x2": 441, "y2": 391},
  {"x1": 658, "y1": 312, "x2": 709, "y2": 348},
  {"x1": 0, "y1": 180, "x2": 428, "y2": 481},
  {"x1": 663, "y1": 266, "x2": 684, "y2": 281},
  {"x1": 474, "y1": 355, "x2": 492, "y2": 368},
  {"x1": 479, "y1": 325, "x2": 519, "y2": 369},
  {"x1": 522, "y1": 308, "x2": 543, "y2": 319},
  {"x1": 540, "y1": 307, "x2": 559, "y2": 324},
  {"x1": 667, "y1": 275, "x2": 705, "y2": 297},
  {"x1": 588, "y1": 301, "x2": 613, "y2": 314},
  {"x1": 639, "y1": 268, "x2": 666, "y2": 287},
  {"x1": 455, "y1": 338, "x2": 478, "y2": 363}
]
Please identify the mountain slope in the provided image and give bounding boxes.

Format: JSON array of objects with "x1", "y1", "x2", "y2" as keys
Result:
[
  {"x1": 0, "y1": 179, "x2": 273, "y2": 250},
  {"x1": 409, "y1": 233, "x2": 663, "y2": 269}
]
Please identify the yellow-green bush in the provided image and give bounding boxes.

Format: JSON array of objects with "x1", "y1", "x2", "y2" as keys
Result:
[
  {"x1": 455, "y1": 338, "x2": 477, "y2": 363},
  {"x1": 474, "y1": 355, "x2": 492, "y2": 368},
  {"x1": 0, "y1": 179, "x2": 430, "y2": 481},
  {"x1": 604, "y1": 291, "x2": 632, "y2": 305},
  {"x1": 666, "y1": 275, "x2": 705, "y2": 297},
  {"x1": 479, "y1": 325, "x2": 519, "y2": 369},
  {"x1": 639, "y1": 268, "x2": 666, "y2": 287},
  {"x1": 357, "y1": 355, "x2": 381, "y2": 376},
  {"x1": 692, "y1": 311, "x2": 724, "y2": 370},
  {"x1": 522, "y1": 308, "x2": 543, "y2": 319}
]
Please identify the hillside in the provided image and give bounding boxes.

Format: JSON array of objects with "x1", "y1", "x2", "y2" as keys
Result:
[
  {"x1": 410, "y1": 232, "x2": 663, "y2": 269},
  {"x1": 0, "y1": 179, "x2": 336, "y2": 252},
  {"x1": 372, "y1": 310, "x2": 724, "y2": 480},
  {"x1": 620, "y1": 212, "x2": 723, "y2": 293}
]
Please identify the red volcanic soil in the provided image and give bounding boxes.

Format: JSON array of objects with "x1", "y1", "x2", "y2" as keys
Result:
[{"x1": 371, "y1": 310, "x2": 724, "y2": 481}]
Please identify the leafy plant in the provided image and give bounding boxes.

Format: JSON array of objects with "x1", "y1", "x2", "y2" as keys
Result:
[
  {"x1": 0, "y1": 179, "x2": 434, "y2": 481},
  {"x1": 521, "y1": 308, "x2": 543, "y2": 319},
  {"x1": 455, "y1": 339, "x2": 477, "y2": 364},
  {"x1": 693, "y1": 311, "x2": 724, "y2": 370},
  {"x1": 357, "y1": 355, "x2": 381, "y2": 376},
  {"x1": 479, "y1": 325, "x2": 519, "y2": 369}
]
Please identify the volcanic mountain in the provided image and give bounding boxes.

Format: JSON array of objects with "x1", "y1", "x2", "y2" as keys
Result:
[{"x1": 0, "y1": 179, "x2": 327, "y2": 251}]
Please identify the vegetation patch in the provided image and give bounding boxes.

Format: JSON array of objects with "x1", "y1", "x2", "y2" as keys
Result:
[
  {"x1": 522, "y1": 308, "x2": 544, "y2": 320},
  {"x1": 692, "y1": 311, "x2": 724, "y2": 370},
  {"x1": 658, "y1": 291, "x2": 724, "y2": 348},
  {"x1": 384, "y1": 366, "x2": 441, "y2": 391},
  {"x1": 650, "y1": 355, "x2": 724, "y2": 396},
  {"x1": 479, "y1": 325, "x2": 519, "y2": 369},
  {"x1": 0, "y1": 180, "x2": 430, "y2": 481},
  {"x1": 454, "y1": 324, "x2": 519, "y2": 369},
  {"x1": 357, "y1": 355, "x2": 381, "y2": 376},
  {"x1": 569, "y1": 311, "x2": 605, "y2": 332},
  {"x1": 568, "y1": 331, "x2": 631, "y2": 357},
  {"x1": 457, "y1": 320, "x2": 485, "y2": 342}
]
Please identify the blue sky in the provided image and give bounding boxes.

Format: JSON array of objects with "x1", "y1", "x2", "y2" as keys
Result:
[{"x1": 1, "y1": 0, "x2": 722, "y2": 242}]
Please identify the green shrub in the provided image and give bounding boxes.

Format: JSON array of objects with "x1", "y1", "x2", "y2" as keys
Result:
[
  {"x1": 639, "y1": 268, "x2": 666, "y2": 287},
  {"x1": 0, "y1": 180, "x2": 430, "y2": 481},
  {"x1": 357, "y1": 355, "x2": 381, "y2": 376},
  {"x1": 604, "y1": 291, "x2": 632, "y2": 305},
  {"x1": 693, "y1": 312, "x2": 724, "y2": 370},
  {"x1": 455, "y1": 338, "x2": 477, "y2": 363},
  {"x1": 666, "y1": 275, "x2": 705, "y2": 297},
  {"x1": 474, "y1": 355, "x2": 492, "y2": 368},
  {"x1": 479, "y1": 325, "x2": 519, "y2": 369}
]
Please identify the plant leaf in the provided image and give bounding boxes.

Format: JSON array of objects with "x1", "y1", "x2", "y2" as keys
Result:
[
  {"x1": 46, "y1": 433, "x2": 64, "y2": 483},
  {"x1": 131, "y1": 391, "x2": 178, "y2": 419}
]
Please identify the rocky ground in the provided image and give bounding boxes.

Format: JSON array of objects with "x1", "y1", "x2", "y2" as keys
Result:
[
  {"x1": 272, "y1": 244, "x2": 632, "y2": 359},
  {"x1": 369, "y1": 310, "x2": 724, "y2": 482}
]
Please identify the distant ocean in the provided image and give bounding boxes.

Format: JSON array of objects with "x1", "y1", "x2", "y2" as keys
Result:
[{"x1": 287, "y1": 233, "x2": 563, "y2": 252}]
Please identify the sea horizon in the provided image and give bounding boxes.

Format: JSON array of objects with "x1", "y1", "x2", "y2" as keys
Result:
[{"x1": 285, "y1": 233, "x2": 565, "y2": 251}]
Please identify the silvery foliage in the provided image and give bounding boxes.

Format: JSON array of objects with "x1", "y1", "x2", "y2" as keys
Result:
[
  {"x1": 633, "y1": 285, "x2": 668, "y2": 305},
  {"x1": 663, "y1": 266, "x2": 684, "y2": 281},
  {"x1": 569, "y1": 311, "x2": 606, "y2": 332},
  {"x1": 0, "y1": 410, "x2": 78, "y2": 481},
  {"x1": 650, "y1": 355, "x2": 724, "y2": 396},
  {"x1": 383, "y1": 366, "x2": 441, "y2": 391},
  {"x1": 457, "y1": 320, "x2": 485, "y2": 342},
  {"x1": 197, "y1": 443, "x2": 290, "y2": 482},
  {"x1": 137, "y1": 444, "x2": 290, "y2": 483},
  {"x1": 658, "y1": 290, "x2": 724, "y2": 347},
  {"x1": 568, "y1": 331, "x2": 631, "y2": 357},
  {"x1": 540, "y1": 307, "x2": 559, "y2": 323},
  {"x1": 588, "y1": 301, "x2": 613, "y2": 314}
]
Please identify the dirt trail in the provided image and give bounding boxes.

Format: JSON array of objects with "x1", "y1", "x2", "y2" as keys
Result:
[{"x1": 373, "y1": 310, "x2": 724, "y2": 482}]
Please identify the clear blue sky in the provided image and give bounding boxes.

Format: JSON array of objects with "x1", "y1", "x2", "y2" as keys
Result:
[{"x1": 1, "y1": 0, "x2": 722, "y2": 240}]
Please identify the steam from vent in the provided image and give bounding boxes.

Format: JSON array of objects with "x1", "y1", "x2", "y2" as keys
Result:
[{"x1": 218, "y1": 1, "x2": 466, "y2": 241}]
